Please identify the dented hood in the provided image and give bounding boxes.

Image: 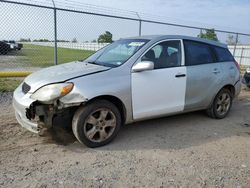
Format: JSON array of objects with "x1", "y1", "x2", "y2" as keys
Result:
[{"x1": 24, "y1": 61, "x2": 110, "y2": 93}]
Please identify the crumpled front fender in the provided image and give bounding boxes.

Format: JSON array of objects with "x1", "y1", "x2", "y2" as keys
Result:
[{"x1": 59, "y1": 86, "x2": 88, "y2": 107}]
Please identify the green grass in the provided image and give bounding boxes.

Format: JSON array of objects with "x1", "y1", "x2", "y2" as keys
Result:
[
  {"x1": 0, "y1": 44, "x2": 94, "y2": 91},
  {"x1": 0, "y1": 79, "x2": 22, "y2": 92},
  {"x1": 16, "y1": 44, "x2": 95, "y2": 67}
]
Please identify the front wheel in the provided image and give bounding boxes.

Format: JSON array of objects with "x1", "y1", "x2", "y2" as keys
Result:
[
  {"x1": 72, "y1": 100, "x2": 121, "y2": 147},
  {"x1": 206, "y1": 88, "x2": 233, "y2": 119}
]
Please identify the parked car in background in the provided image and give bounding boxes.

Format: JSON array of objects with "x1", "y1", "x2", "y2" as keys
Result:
[
  {"x1": 0, "y1": 41, "x2": 11, "y2": 54},
  {"x1": 13, "y1": 35, "x2": 241, "y2": 147},
  {"x1": 17, "y1": 43, "x2": 23, "y2": 50},
  {"x1": 3, "y1": 40, "x2": 23, "y2": 50},
  {"x1": 243, "y1": 67, "x2": 250, "y2": 87}
]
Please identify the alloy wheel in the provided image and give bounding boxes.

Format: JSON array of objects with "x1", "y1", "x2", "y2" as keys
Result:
[
  {"x1": 83, "y1": 108, "x2": 116, "y2": 143},
  {"x1": 216, "y1": 93, "x2": 231, "y2": 116}
]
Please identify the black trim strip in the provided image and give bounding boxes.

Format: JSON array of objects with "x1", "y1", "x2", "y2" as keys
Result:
[{"x1": 64, "y1": 68, "x2": 111, "y2": 82}]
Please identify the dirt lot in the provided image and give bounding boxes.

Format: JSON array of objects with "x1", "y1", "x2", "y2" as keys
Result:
[{"x1": 0, "y1": 88, "x2": 250, "y2": 188}]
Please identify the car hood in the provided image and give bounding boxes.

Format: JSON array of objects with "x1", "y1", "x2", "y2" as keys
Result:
[{"x1": 24, "y1": 61, "x2": 110, "y2": 93}]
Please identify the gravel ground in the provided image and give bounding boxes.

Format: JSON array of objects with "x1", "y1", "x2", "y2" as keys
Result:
[{"x1": 0, "y1": 88, "x2": 250, "y2": 188}]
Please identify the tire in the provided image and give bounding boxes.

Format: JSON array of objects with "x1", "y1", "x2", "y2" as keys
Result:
[
  {"x1": 72, "y1": 100, "x2": 121, "y2": 148},
  {"x1": 206, "y1": 88, "x2": 233, "y2": 119}
]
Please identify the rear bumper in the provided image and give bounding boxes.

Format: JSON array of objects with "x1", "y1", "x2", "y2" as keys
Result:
[
  {"x1": 234, "y1": 80, "x2": 241, "y2": 97},
  {"x1": 13, "y1": 84, "x2": 38, "y2": 133}
]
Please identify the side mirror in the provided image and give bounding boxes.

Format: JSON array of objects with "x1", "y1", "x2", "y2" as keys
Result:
[{"x1": 132, "y1": 61, "x2": 154, "y2": 72}]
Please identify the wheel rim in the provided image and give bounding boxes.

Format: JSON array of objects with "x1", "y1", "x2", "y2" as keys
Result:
[
  {"x1": 216, "y1": 92, "x2": 231, "y2": 116},
  {"x1": 83, "y1": 108, "x2": 116, "y2": 143}
]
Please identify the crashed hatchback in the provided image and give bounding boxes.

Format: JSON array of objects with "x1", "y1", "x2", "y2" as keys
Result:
[{"x1": 13, "y1": 35, "x2": 241, "y2": 147}]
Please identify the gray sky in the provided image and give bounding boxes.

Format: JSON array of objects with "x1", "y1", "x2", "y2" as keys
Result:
[
  {"x1": 1, "y1": 0, "x2": 250, "y2": 43},
  {"x1": 79, "y1": 0, "x2": 250, "y2": 32}
]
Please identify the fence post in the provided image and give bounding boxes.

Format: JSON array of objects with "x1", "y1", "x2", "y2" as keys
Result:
[
  {"x1": 139, "y1": 20, "x2": 142, "y2": 36},
  {"x1": 233, "y1": 33, "x2": 238, "y2": 56},
  {"x1": 199, "y1": 29, "x2": 203, "y2": 36},
  {"x1": 136, "y1": 12, "x2": 141, "y2": 36},
  {"x1": 239, "y1": 48, "x2": 244, "y2": 65},
  {"x1": 52, "y1": 0, "x2": 58, "y2": 65}
]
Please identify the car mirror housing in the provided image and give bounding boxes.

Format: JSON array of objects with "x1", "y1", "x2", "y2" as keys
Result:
[{"x1": 132, "y1": 61, "x2": 154, "y2": 72}]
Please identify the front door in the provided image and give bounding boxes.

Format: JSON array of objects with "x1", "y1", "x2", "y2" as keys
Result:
[{"x1": 131, "y1": 40, "x2": 187, "y2": 120}]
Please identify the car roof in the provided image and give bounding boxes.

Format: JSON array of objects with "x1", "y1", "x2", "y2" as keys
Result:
[{"x1": 124, "y1": 35, "x2": 227, "y2": 48}]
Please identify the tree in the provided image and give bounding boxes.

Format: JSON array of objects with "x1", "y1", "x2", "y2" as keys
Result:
[
  {"x1": 72, "y1": 38, "x2": 77, "y2": 43},
  {"x1": 198, "y1": 29, "x2": 218, "y2": 41},
  {"x1": 19, "y1": 38, "x2": 31, "y2": 42},
  {"x1": 226, "y1": 34, "x2": 240, "y2": 45},
  {"x1": 33, "y1": 39, "x2": 50, "y2": 42},
  {"x1": 98, "y1": 31, "x2": 113, "y2": 43}
]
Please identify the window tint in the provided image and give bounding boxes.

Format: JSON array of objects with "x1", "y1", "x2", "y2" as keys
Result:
[
  {"x1": 214, "y1": 47, "x2": 234, "y2": 62},
  {"x1": 142, "y1": 40, "x2": 181, "y2": 69},
  {"x1": 184, "y1": 40, "x2": 214, "y2": 66}
]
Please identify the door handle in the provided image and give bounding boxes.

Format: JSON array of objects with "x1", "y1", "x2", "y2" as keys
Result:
[
  {"x1": 229, "y1": 67, "x2": 234, "y2": 70},
  {"x1": 175, "y1": 74, "x2": 186, "y2": 78},
  {"x1": 213, "y1": 69, "x2": 220, "y2": 74}
]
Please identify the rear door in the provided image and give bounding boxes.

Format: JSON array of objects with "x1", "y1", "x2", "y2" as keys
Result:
[{"x1": 183, "y1": 40, "x2": 223, "y2": 110}]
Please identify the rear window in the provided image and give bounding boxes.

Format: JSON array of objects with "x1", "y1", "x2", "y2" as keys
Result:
[
  {"x1": 214, "y1": 47, "x2": 234, "y2": 62},
  {"x1": 184, "y1": 40, "x2": 214, "y2": 66}
]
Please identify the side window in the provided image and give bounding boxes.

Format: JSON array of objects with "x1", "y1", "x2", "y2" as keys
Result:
[
  {"x1": 184, "y1": 40, "x2": 214, "y2": 66},
  {"x1": 142, "y1": 40, "x2": 181, "y2": 69},
  {"x1": 214, "y1": 47, "x2": 235, "y2": 62}
]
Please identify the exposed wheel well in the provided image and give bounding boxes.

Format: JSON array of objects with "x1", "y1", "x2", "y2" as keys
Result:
[
  {"x1": 222, "y1": 84, "x2": 235, "y2": 98},
  {"x1": 87, "y1": 95, "x2": 126, "y2": 124}
]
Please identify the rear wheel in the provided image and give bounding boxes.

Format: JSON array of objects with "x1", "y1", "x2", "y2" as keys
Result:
[
  {"x1": 206, "y1": 88, "x2": 232, "y2": 119},
  {"x1": 72, "y1": 100, "x2": 121, "y2": 147}
]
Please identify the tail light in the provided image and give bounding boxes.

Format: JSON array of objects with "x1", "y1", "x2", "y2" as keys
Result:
[{"x1": 234, "y1": 61, "x2": 240, "y2": 72}]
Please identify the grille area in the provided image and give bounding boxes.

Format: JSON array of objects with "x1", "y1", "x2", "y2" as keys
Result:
[{"x1": 22, "y1": 82, "x2": 31, "y2": 94}]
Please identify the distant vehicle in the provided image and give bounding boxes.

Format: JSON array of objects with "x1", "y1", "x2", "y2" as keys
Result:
[
  {"x1": 243, "y1": 67, "x2": 250, "y2": 88},
  {"x1": 0, "y1": 41, "x2": 10, "y2": 55},
  {"x1": 13, "y1": 35, "x2": 241, "y2": 147},
  {"x1": 3, "y1": 40, "x2": 23, "y2": 50}
]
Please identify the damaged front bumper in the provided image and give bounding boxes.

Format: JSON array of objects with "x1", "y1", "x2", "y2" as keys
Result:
[
  {"x1": 13, "y1": 83, "x2": 86, "y2": 134},
  {"x1": 13, "y1": 84, "x2": 38, "y2": 133}
]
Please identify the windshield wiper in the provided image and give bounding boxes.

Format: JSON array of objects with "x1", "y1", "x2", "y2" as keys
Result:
[
  {"x1": 87, "y1": 61, "x2": 113, "y2": 68},
  {"x1": 87, "y1": 61, "x2": 98, "y2": 65}
]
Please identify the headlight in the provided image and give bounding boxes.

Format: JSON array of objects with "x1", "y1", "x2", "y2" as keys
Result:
[
  {"x1": 247, "y1": 67, "x2": 250, "y2": 73},
  {"x1": 31, "y1": 83, "x2": 73, "y2": 102}
]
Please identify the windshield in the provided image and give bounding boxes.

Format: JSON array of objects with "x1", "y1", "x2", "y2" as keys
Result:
[{"x1": 87, "y1": 39, "x2": 149, "y2": 67}]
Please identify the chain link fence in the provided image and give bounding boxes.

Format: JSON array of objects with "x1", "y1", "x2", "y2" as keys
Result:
[{"x1": 0, "y1": 0, "x2": 250, "y2": 91}]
